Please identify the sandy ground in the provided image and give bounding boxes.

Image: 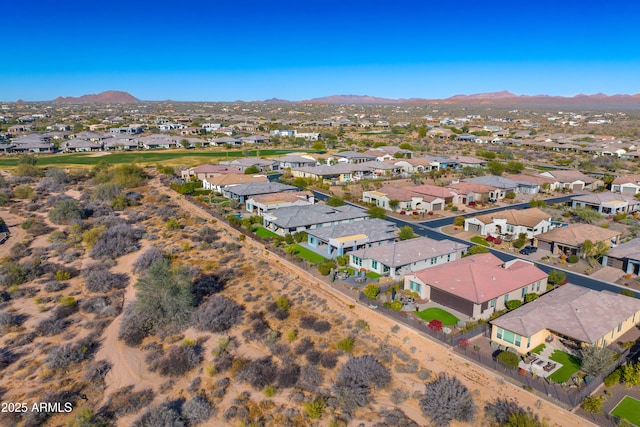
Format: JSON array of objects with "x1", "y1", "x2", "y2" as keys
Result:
[
  {"x1": 0, "y1": 210, "x2": 27, "y2": 259},
  {"x1": 160, "y1": 187, "x2": 593, "y2": 427}
]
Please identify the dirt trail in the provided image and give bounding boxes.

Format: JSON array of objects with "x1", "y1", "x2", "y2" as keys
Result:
[{"x1": 0, "y1": 210, "x2": 27, "y2": 259}]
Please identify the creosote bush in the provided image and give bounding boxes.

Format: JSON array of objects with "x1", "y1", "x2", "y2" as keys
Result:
[
  {"x1": 83, "y1": 264, "x2": 129, "y2": 293},
  {"x1": 193, "y1": 295, "x2": 243, "y2": 333},
  {"x1": 149, "y1": 344, "x2": 203, "y2": 377},
  {"x1": 90, "y1": 223, "x2": 142, "y2": 259},
  {"x1": 419, "y1": 373, "x2": 476, "y2": 427}
]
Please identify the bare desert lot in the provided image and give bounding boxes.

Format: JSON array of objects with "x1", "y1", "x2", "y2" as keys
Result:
[{"x1": 0, "y1": 168, "x2": 591, "y2": 427}]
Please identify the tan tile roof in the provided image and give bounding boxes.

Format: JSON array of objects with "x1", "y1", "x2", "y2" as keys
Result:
[
  {"x1": 207, "y1": 174, "x2": 268, "y2": 186},
  {"x1": 536, "y1": 223, "x2": 621, "y2": 246},
  {"x1": 474, "y1": 208, "x2": 551, "y2": 228},
  {"x1": 613, "y1": 174, "x2": 640, "y2": 185},
  {"x1": 492, "y1": 284, "x2": 640, "y2": 343},
  {"x1": 251, "y1": 191, "x2": 313, "y2": 205},
  {"x1": 447, "y1": 181, "x2": 496, "y2": 194},
  {"x1": 413, "y1": 253, "x2": 547, "y2": 304}
]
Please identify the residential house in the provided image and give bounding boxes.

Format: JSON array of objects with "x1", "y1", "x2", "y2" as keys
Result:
[
  {"x1": 306, "y1": 218, "x2": 398, "y2": 258},
  {"x1": 390, "y1": 157, "x2": 438, "y2": 173},
  {"x1": 611, "y1": 175, "x2": 640, "y2": 195},
  {"x1": 361, "y1": 185, "x2": 446, "y2": 212},
  {"x1": 454, "y1": 155, "x2": 487, "y2": 168},
  {"x1": 291, "y1": 162, "x2": 397, "y2": 184},
  {"x1": 63, "y1": 139, "x2": 102, "y2": 152},
  {"x1": 181, "y1": 164, "x2": 243, "y2": 181},
  {"x1": 104, "y1": 138, "x2": 140, "y2": 151},
  {"x1": 262, "y1": 204, "x2": 370, "y2": 235},
  {"x1": 535, "y1": 223, "x2": 622, "y2": 256},
  {"x1": 332, "y1": 151, "x2": 378, "y2": 164},
  {"x1": 447, "y1": 182, "x2": 496, "y2": 205},
  {"x1": 491, "y1": 284, "x2": 640, "y2": 353},
  {"x1": 218, "y1": 158, "x2": 277, "y2": 172},
  {"x1": 462, "y1": 175, "x2": 521, "y2": 199},
  {"x1": 246, "y1": 191, "x2": 314, "y2": 216},
  {"x1": 202, "y1": 174, "x2": 269, "y2": 193},
  {"x1": 570, "y1": 192, "x2": 640, "y2": 214},
  {"x1": 241, "y1": 134, "x2": 271, "y2": 144},
  {"x1": 365, "y1": 146, "x2": 412, "y2": 160},
  {"x1": 351, "y1": 237, "x2": 468, "y2": 280},
  {"x1": 539, "y1": 170, "x2": 603, "y2": 191},
  {"x1": 212, "y1": 136, "x2": 242, "y2": 146},
  {"x1": 404, "y1": 253, "x2": 548, "y2": 320},
  {"x1": 139, "y1": 135, "x2": 178, "y2": 149},
  {"x1": 601, "y1": 238, "x2": 640, "y2": 275},
  {"x1": 423, "y1": 155, "x2": 460, "y2": 170},
  {"x1": 504, "y1": 174, "x2": 556, "y2": 193},
  {"x1": 273, "y1": 154, "x2": 318, "y2": 169},
  {"x1": 464, "y1": 208, "x2": 554, "y2": 239},
  {"x1": 223, "y1": 181, "x2": 298, "y2": 203}
]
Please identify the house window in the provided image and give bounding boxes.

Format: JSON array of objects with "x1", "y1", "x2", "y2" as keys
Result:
[
  {"x1": 410, "y1": 281, "x2": 422, "y2": 293},
  {"x1": 515, "y1": 335, "x2": 521, "y2": 347},
  {"x1": 521, "y1": 287, "x2": 527, "y2": 298},
  {"x1": 618, "y1": 323, "x2": 622, "y2": 333},
  {"x1": 309, "y1": 237, "x2": 315, "y2": 245},
  {"x1": 372, "y1": 260, "x2": 378, "y2": 269},
  {"x1": 506, "y1": 225, "x2": 514, "y2": 234},
  {"x1": 536, "y1": 281, "x2": 540, "y2": 292},
  {"x1": 352, "y1": 256, "x2": 362, "y2": 267},
  {"x1": 504, "y1": 294, "x2": 509, "y2": 304},
  {"x1": 527, "y1": 337, "x2": 531, "y2": 348},
  {"x1": 496, "y1": 327, "x2": 503, "y2": 340},
  {"x1": 503, "y1": 330, "x2": 515, "y2": 344},
  {"x1": 430, "y1": 257, "x2": 437, "y2": 265},
  {"x1": 447, "y1": 254, "x2": 451, "y2": 262},
  {"x1": 490, "y1": 299, "x2": 496, "y2": 308}
]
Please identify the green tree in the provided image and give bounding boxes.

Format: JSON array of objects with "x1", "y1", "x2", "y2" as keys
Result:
[
  {"x1": 505, "y1": 161, "x2": 525, "y2": 174},
  {"x1": 581, "y1": 396, "x2": 604, "y2": 416},
  {"x1": 398, "y1": 226, "x2": 415, "y2": 240},
  {"x1": 311, "y1": 141, "x2": 325, "y2": 150},
  {"x1": 325, "y1": 196, "x2": 345, "y2": 207},
  {"x1": 621, "y1": 362, "x2": 640, "y2": 386},
  {"x1": 454, "y1": 216, "x2": 466, "y2": 227},
  {"x1": 388, "y1": 199, "x2": 400, "y2": 212},
  {"x1": 581, "y1": 346, "x2": 615, "y2": 376},
  {"x1": 497, "y1": 351, "x2": 520, "y2": 369},
  {"x1": 547, "y1": 270, "x2": 566, "y2": 285},
  {"x1": 49, "y1": 199, "x2": 86, "y2": 224},
  {"x1": 581, "y1": 240, "x2": 609, "y2": 267},
  {"x1": 244, "y1": 165, "x2": 260, "y2": 174},
  {"x1": 367, "y1": 206, "x2": 387, "y2": 219},
  {"x1": 363, "y1": 284, "x2": 380, "y2": 299},
  {"x1": 112, "y1": 164, "x2": 146, "y2": 188},
  {"x1": 135, "y1": 259, "x2": 194, "y2": 329},
  {"x1": 418, "y1": 127, "x2": 427, "y2": 138},
  {"x1": 292, "y1": 177, "x2": 308, "y2": 188},
  {"x1": 486, "y1": 160, "x2": 506, "y2": 176}
]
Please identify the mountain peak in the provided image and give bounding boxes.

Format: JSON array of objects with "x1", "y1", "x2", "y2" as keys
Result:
[{"x1": 53, "y1": 90, "x2": 139, "y2": 104}]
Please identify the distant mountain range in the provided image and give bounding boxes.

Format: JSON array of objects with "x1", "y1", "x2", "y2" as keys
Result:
[
  {"x1": 45, "y1": 90, "x2": 640, "y2": 105},
  {"x1": 53, "y1": 90, "x2": 140, "y2": 104}
]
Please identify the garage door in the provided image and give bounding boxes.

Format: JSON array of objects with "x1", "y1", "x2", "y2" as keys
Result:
[
  {"x1": 432, "y1": 203, "x2": 443, "y2": 211},
  {"x1": 622, "y1": 187, "x2": 637, "y2": 196},
  {"x1": 467, "y1": 223, "x2": 481, "y2": 233},
  {"x1": 571, "y1": 183, "x2": 584, "y2": 191},
  {"x1": 537, "y1": 241, "x2": 552, "y2": 252}
]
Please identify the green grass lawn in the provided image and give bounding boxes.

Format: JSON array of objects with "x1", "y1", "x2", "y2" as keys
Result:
[
  {"x1": 470, "y1": 236, "x2": 490, "y2": 246},
  {"x1": 416, "y1": 308, "x2": 460, "y2": 326},
  {"x1": 291, "y1": 244, "x2": 327, "y2": 264},
  {"x1": 252, "y1": 226, "x2": 280, "y2": 239},
  {"x1": 547, "y1": 350, "x2": 582, "y2": 383},
  {"x1": 0, "y1": 149, "x2": 324, "y2": 167},
  {"x1": 365, "y1": 271, "x2": 382, "y2": 279},
  {"x1": 530, "y1": 344, "x2": 546, "y2": 355},
  {"x1": 611, "y1": 396, "x2": 640, "y2": 426}
]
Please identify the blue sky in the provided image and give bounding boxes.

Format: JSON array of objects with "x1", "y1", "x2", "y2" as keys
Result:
[{"x1": 3, "y1": 0, "x2": 639, "y2": 101}]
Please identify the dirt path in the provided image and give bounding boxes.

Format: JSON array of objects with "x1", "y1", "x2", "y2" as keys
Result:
[{"x1": 0, "y1": 210, "x2": 27, "y2": 259}]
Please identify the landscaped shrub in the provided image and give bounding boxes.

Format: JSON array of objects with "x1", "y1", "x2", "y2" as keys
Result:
[
  {"x1": 83, "y1": 264, "x2": 130, "y2": 293},
  {"x1": 419, "y1": 373, "x2": 476, "y2": 427},
  {"x1": 524, "y1": 293, "x2": 539, "y2": 303},
  {"x1": 193, "y1": 295, "x2": 243, "y2": 333},
  {"x1": 567, "y1": 254, "x2": 579, "y2": 264},
  {"x1": 497, "y1": 351, "x2": 521, "y2": 370},
  {"x1": 362, "y1": 284, "x2": 379, "y2": 299},
  {"x1": 390, "y1": 300, "x2": 403, "y2": 311},
  {"x1": 505, "y1": 300, "x2": 523, "y2": 311},
  {"x1": 428, "y1": 319, "x2": 443, "y2": 332},
  {"x1": 547, "y1": 269, "x2": 567, "y2": 285},
  {"x1": 604, "y1": 369, "x2": 621, "y2": 387},
  {"x1": 581, "y1": 346, "x2": 616, "y2": 376}
]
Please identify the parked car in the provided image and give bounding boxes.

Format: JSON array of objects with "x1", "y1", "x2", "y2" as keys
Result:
[{"x1": 519, "y1": 245, "x2": 538, "y2": 255}]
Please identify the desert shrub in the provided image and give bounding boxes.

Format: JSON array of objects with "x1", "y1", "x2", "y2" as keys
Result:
[
  {"x1": 196, "y1": 226, "x2": 219, "y2": 243},
  {"x1": 90, "y1": 223, "x2": 142, "y2": 259},
  {"x1": 320, "y1": 351, "x2": 339, "y2": 369},
  {"x1": 83, "y1": 264, "x2": 129, "y2": 293},
  {"x1": 112, "y1": 164, "x2": 146, "y2": 189},
  {"x1": 604, "y1": 369, "x2": 621, "y2": 387},
  {"x1": 48, "y1": 199, "x2": 86, "y2": 224},
  {"x1": 390, "y1": 389, "x2": 410, "y2": 405},
  {"x1": 0, "y1": 348, "x2": 18, "y2": 369},
  {"x1": 276, "y1": 363, "x2": 301, "y2": 388},
  {"x1": 45, "y1": 336, "x2": 98, "y2": 370},
  {"x1": 117, "y1": 304, "x2": 153, "y2": 346},
  {"x1": 237, "y1": 357, "x2": 278, "y2": 389},
  {"x1": 133, "y1": 246, "x2": 164, "y2": 274},
  {"x1": 294, "y1": 337, "x2": 315, "y2": 355},
  {"x1": 157, "y1": 206, "x2": 177, "y2": 221},
  {"x1": 337, "y1": 355, "x2": 391, "y2": 389},
  {"x1": 182, "y1": 394, "x2": 212, "y2": 425},
  {"x1": 134, "y1": 259, "x2": 194, "y2": 331},
  {"x1": 303, "y1": 398, "x2": 325, "y2": 420},
  {"x1": 419, "y1": 373, "x2": 476, "y2": 427},
  {"x1": 306, "y1": 350, "x2": 322, "y2": 365},
  {"x1": 36, "y1": 318, "x2": 71, "y2": 336},
  {"x1": 79, "y1": 296, "x2": 114, "y2": 315},
  {"x1": 337, "y1": 336, "x2": 355, "y2": 353},
  {"x1": 193, "y1": 295, "x2": 243, "y2": 333},
  {"x1": 165, "y1": 217, "x2": 182, "y2": 231},
  {"x1": 191, "y1": 269, "x2": 232, "y2": 304},
  {"x1": 485, "y1": 398, "x2": 541, "y2": 427},
  {"x1": 20, "y1": 216, "x2": 53, "y2": 236},
  {"x1": 298, "y1": 364, "x2": 324, "y2": 391},
  {"x1": 13, "y1": 184, "x2": 35, "y2": 199},
  {"x1": 149, "y1": 344, "x2": 203, "y2": 377},
  {"x1": 497, "y1": 351, "x2": 521, "y2": 370},
  {"x1": 92, "y1": 183, "x2": 123, "y2": 203},
  {"x1": 567, "y1": 254, "x2": 579, "y2": 264},
  {"x1": 132, "y1": 403, "x2": 184, "y2": 427}
]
